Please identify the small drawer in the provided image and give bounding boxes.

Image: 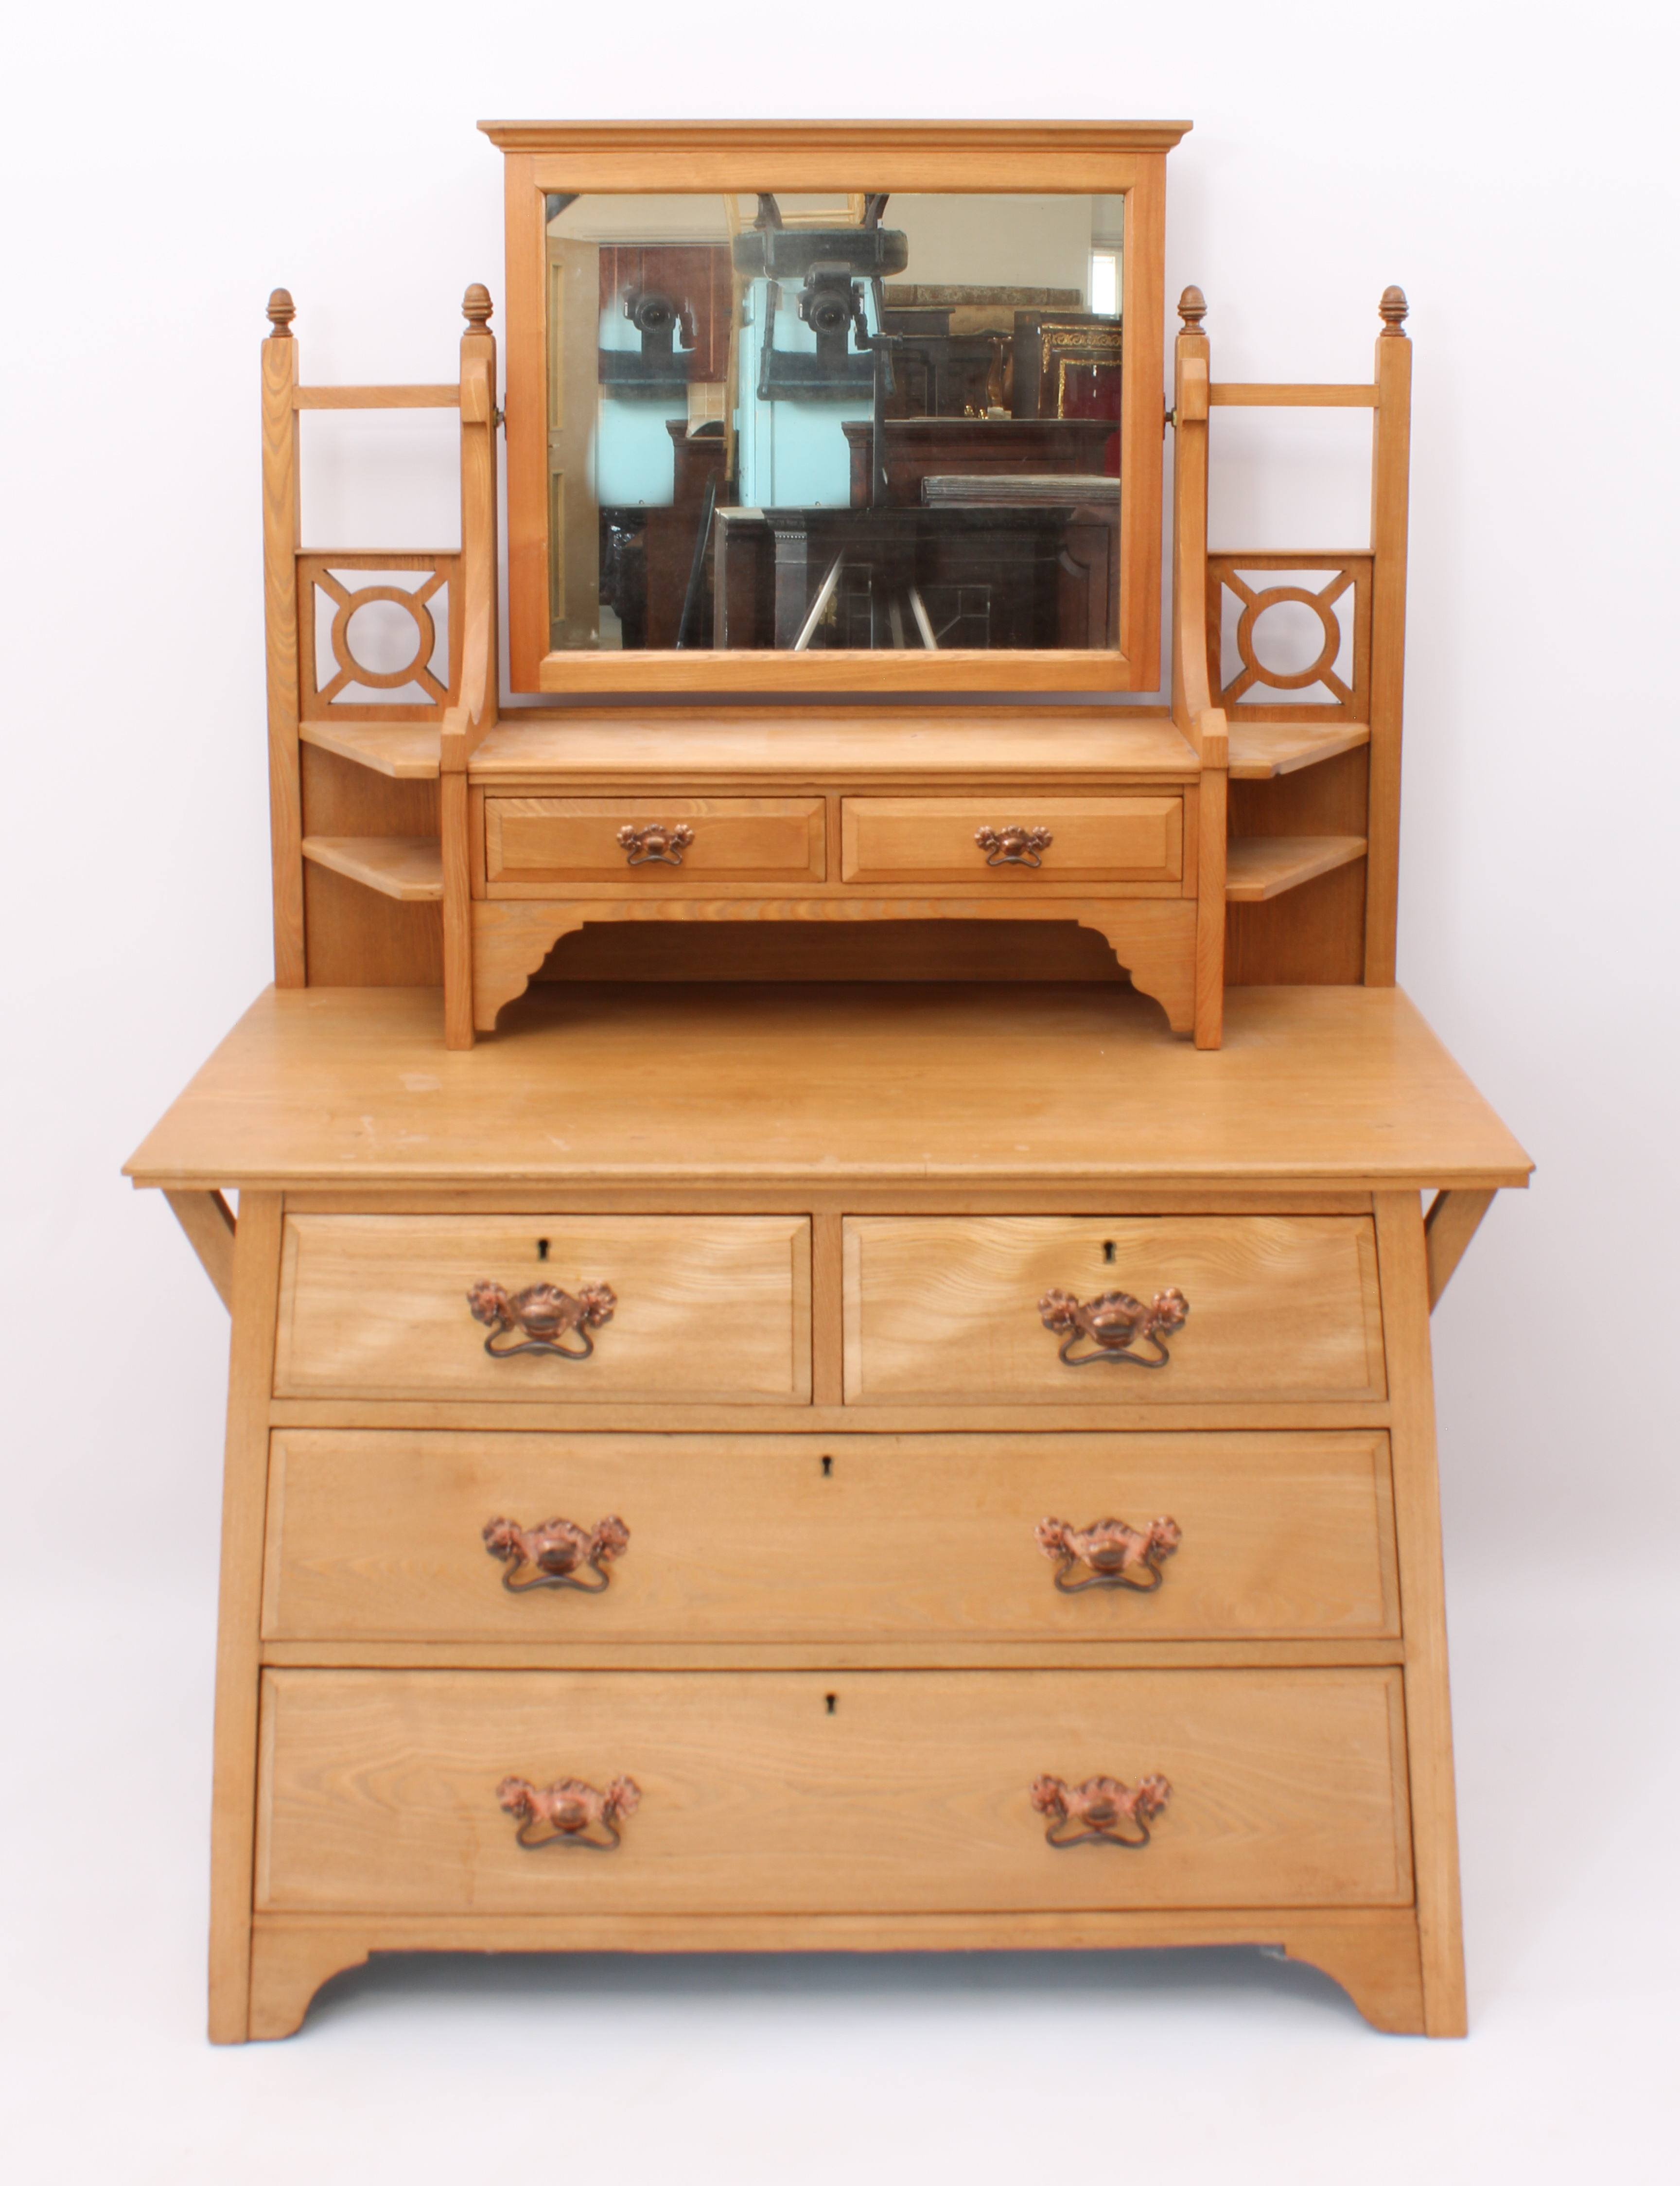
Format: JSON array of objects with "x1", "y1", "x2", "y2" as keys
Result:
[
  {"x1": 256, "y1": 1666, "x2": 1411, "y2": 1915},
  {"x1": 261, "y1": 1430, "x2": 1399, "y2": 1646},
  {"x1": 272, "y1": 1215, "x2": 811, "y2": 1404},
  {"x1": 485, "y1": 796, "x2": 825, "y2": 886},
  {"x1": 840, "y1": 796, "x2": 1183, "y2": 884},
  {"x1": 843, "y1": 1216, "x2": 1386, "y2": 1406}
]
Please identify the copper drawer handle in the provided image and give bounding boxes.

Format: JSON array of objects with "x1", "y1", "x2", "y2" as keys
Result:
[
  {"x1": 483, "y1": 1514, "x2": 630, "y2": 1594},
  {"x1": 1031, "y1": 1772, "x2": 1172, "y2": 1850},
  {"x1": 467, "y1": 1279, "x2": 616, "y2": 1359},
  {"x1": 1038, "y1": 1285, "x2": 1189, "y2": 1367},
  {"x1": 618, "y1": 821, "x2": 694, "y2": 866},
  {"x1": 975, "y1": 823, "x2": 1052, "y2": 867},
  {"x1": 1036, "y1": 1515, "x2": 1181, "y2": 1592},
  {"x1": 497, "y1": 1774, "x2": 641, "y2": 1851}
]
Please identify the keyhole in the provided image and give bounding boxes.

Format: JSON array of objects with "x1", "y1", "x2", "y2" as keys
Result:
[
  {"x1": 537, "y1": 1238, "x2": 550, "y2": 1261},
  {"x1": 821, "y1": 1455, "x2": 833, "y2": 1478},
  {"x1": 1102, "y1": 1240, "x2": 1116, "y2": 1264},
  {"x1": 824, "y1": 1693, "x2": 838, "y2": 1715}
]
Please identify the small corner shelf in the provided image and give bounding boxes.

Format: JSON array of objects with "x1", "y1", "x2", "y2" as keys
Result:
[
  {"x1": 300, "y1": 835, "x2": 444, "y2": 902},
  {"x1": 299, "y1": 720, "x2": 442, "y2": 780},
  {"x1": 1225, "y1": 720, "x2": 1372, "y2": 780},
  {"x1": 1226, "y1": 835, "x2": 1367, "y2": 903}
]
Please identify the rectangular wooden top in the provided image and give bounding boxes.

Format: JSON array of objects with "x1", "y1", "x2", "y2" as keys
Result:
[
  {"x1": 468, "y1": 710, "x2": 1198, "y2": 783},
  {"x1": 125, "y1": 985, "x2": 1531, "y2": 1195}
]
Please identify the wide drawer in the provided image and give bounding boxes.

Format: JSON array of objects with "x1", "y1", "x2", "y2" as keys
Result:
[
  {"x1": 485, "y1": 796, "x2": 825, "y2": 885},
  {"x1": 272, "y1": 1215, "x2": 811, "y2": 1403},
  {"x1": 840, "y1": 797, "x2": 1183, "y2": 884},
  {"x1": 261, "y1": 1430, "x2": 1399, "y2": 1644},
  {"x1": 843, "y1": 1216, "x2": 1386, "y2": 1406},
  {"x1": 255, "y1": 1667, "x2": 1412, "y2": 1914}
]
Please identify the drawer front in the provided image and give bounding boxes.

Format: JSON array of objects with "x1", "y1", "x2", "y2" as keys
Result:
[
  {"x1": 840, "y1": 797, "x2": 1183, "y2": 884},
  {"x1": 485, "y1": 797, "x2": 825, "y2": 885},
  {"x1": 256, "y1": 1667, "x2": 1412, "y2": 1914},
  {"x1": 843, "y1": 1216, "x2": 1386, "y2": 1406},
  {"x1": 262, "y1": 1430, "x2": 1399, "y2": 1645},
  {"x1": 273, "y1": 1216, "x2": 811, "y2": 1404}
]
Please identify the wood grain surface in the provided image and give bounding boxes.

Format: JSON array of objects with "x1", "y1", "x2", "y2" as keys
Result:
[
  {"x1": 840, "y1": 797, "x2": 1183, "y2": 884},
  {"x1": 486, "y1": 797, "x2": 826, "y2": 885},
  {"x1": 843, "y1": 1215, "x2": 1386, "y2": 1405},
  {"x1": 272, "y1": 1214, "x2": 811, "y2": 1403},
  {"x1": 124, "y1": 984, "x2": 1534, "y2": 1194},
  {"x1": 255, "y1": 1664, "x2": 1410, "y2": 1915},
  {"x1": 260, "y1": 1429, "x2": 1399, "y2": 1646}
]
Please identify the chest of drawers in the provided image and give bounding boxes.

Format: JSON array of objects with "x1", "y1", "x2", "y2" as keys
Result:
[{"x1": 128, "y1": 981, "x2": 1528, "y2": 2042}]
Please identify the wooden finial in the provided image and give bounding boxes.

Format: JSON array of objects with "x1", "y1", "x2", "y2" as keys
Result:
[
  {"x1": 1379, "y1": 284, "x2": 1409, "y2": 335},
  {"x1": 1177, "y1": 285, "x2": 1207, "y2": 333},
  {"x1": 266, "y1": 288, "x2": 296, "y2": 336},
  {"x1": 462, "y1": 283, "x2": 494, "y2": 329}
]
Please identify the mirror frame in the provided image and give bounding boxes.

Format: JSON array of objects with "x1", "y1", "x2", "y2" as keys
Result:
[{"x1": 480, "y1": 120, "x2": 1190, "y2": 697}]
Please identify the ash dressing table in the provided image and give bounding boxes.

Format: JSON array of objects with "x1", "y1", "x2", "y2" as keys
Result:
[{"x1": 129, "y1": 121, "x2": 1530, "y2": 2040}]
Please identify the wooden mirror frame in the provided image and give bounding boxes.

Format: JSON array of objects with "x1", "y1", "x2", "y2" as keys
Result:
[{"x1": 481, "y1": 120, "x2": 1189, "y2": 698}]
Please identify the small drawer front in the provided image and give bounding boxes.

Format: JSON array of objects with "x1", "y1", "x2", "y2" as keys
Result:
[
  {"x1": 840, "y1": 797, "x2": 1183, "y2": 884},
  {"x1": 843, "y1": 1216, "x2": 1386, "y2": 1406},
  {"x1": 485, "y1": 797, "x2": 825, "y2": 885},
  {"x1": 262, "y1": 1430, "x2": 1399, "y2": 1645},
  {"x1": 256, "y1": 1666, "x2": 1412, "y2": 1915},
  {"x1": 272, "y1": 1215, "x2": 811, "y2": 1404}
]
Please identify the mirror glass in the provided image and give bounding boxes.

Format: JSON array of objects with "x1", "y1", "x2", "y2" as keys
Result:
[{"x1": 544, "y1": 191, "x2": 1124, "y2": 654}]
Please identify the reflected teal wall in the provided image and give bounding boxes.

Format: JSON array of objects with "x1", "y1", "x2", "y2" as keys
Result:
[
  {"x1": 594, "y1": 304, "x2": 684, "y2": 507},
  {"x1": 735, "y1": 278, "x2": 875, "y2": 509}
]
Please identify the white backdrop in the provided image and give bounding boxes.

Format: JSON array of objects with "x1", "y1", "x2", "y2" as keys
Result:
[{"x1": 3, "y1": 4, "x2": 1677, "y2": 2179}]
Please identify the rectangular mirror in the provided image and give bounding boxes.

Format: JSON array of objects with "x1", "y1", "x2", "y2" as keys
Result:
[{"x1": 485, "y1": 124, "x2": 1186, "y2": 694}]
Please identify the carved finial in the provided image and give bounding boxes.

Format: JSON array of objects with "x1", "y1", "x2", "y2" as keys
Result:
[
  {"x1": 1177, "y1": 285, "x2": 1207, "y2": 333},
  {"x1": 463, "y1": 283, "x2": 494, "y2": 329},
  {"x1": 1379, "y1": 285, "x2": 1409, "y2": 335},
  {"x1": 266, "y1": 288, "x2": 296, "y2": 336}
]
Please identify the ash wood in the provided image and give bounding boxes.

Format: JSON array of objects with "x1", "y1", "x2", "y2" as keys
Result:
[
  {"x1": 810, "y1": 1215, "x2": 845, "y2": 1407},
  {"x1": 1171, "y1": 298, "x2": 1228, "y2": 1046},
  {"x1": 208, "y1": 1192, "x2": 284, "y2": 2044},
  {"x1": 468, "y1": 710, "x2": 1197, "y2": 781},
  {"x1": 293, "y1": 385, "x2": 459, "y2": 409},
  {"x1": 261, "y1": 1428, "x2": 1399, "y2": 1646},
  {"x1": 1365, "y1": 303, "x2": 1412, "y2": 984},
  {"x1": 439, "y1": 301, "x2": 499, "y2": 774},
  {"x1": 843, "y1": 1215, "x2": 1386, "y2": 1406},
  {"x1": 247, "y1": 1904, "x2": 1420, "y2": 2039},
  {"x1": 123, "y1": 984, "x2": 1535, "y2": 1196},
  {"x1": 1226, "y1": 748, "x2": 1370, "y2": 986},
  {"x1": 1195, "y1": 765, "x2": 1226, "y2": 1049},
  {"x1": 441, "y1": 775, "x2": 473, "y2": 1051},
  {"x1": 1226, "y1": 722, "x2": 1372, "y2": 780},
  {"x1": 272, "y1": 1213, "x2": 812, "y2": 1404},
  {"x1": 298, "y1": 720, "x2": 441, "y2": 779},
  {"x1": 840, "y1": 798, "x2": 1182, "y2": 885},
  {"x1": 254, "y1": 1665, "x2": 1408, "y2": 1917},
  {"x1": 300, "y1": 836, "x2": 443, "y2": 902},
  {"x1": 1424, "y1": 1189, "x2": 1496, "y2": 1310},
  {"x1": 165, "y1": 1188, "x2": 237, "y2": 1311},
  {"x1": 300, "y1": 862, "x2": 443, "y2": 989},
  {"x1": 261, "y1": 1638, "x2": 1407, "y2": 1672},
  {"x1": 1207, "y1": 553, "x2": 1372, "y2": 725},
  {"x1": 538, "y1": 650, "x2": 1142, "y2": 697},
  {"x1": 471, "y1": 902, "x2": 1197, "y2": 1039},
  {"x1": 262, "y1": 325, "x2": 305, "y2": 986},
  {"x1": 1227, "y1": 836, "x2": 1367, "y2": 903},
  {"x1": 1373, "y1": 1191, "x2": 1466, "y2": 2036},
  {"x1": 1208, "y1": 385, "x2": 1377, "y2": 408},
  {"x1": 486, "y1": 798, "x2": 826, "y2": 886}
]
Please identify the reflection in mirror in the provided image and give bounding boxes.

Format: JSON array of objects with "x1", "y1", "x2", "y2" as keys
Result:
[{"x1": 544, "y1": 192, "x2": 1124, "y2": 655}]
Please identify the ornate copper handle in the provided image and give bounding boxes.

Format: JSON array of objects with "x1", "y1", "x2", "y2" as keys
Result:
[
  {"x1": 1036, "y1": 1514, "x2": 1181, "y2": 1592},
  {"x1": 975, "y1": 823, "x2": 1052, "y2": 867},
  {"x1": 618, "y1": 821, "x2": 694, "y2": 867},
  {"x1": 1038, "y1": 1286, "x2": 1189, "y2": 1368},
  {"x1": 483, "y1": 1514, "x2": 630, "y2": 1594},
  {"x1": 497, "y1": 1773, "x2": 641, "y2": 1851},
  {"x1": 467, "y1": 1278, "x2": 616, "y2": 1359},
  {"x1": 1031, "y1": 1772, "x2": 1171, "y2": 1849}
]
